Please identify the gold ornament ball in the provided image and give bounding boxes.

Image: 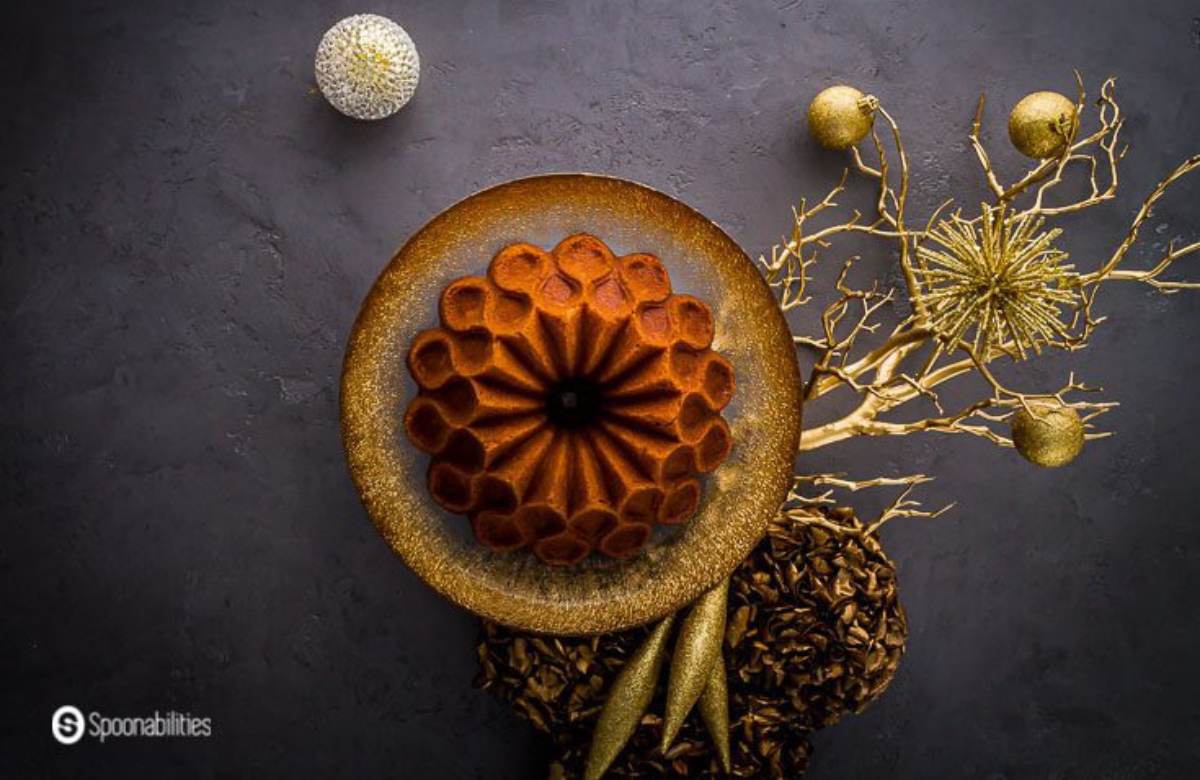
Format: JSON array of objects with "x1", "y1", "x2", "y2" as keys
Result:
[
  {"x1": 1010, "y1": 403, "x2": 1085, "y2": 468},
  {"x1": 807, "y1": 85, "x2": 876, "y2": 150},
  {"x1": 315, "y1": 14, "x2": 420, "y2": 121},
  {"x1": 1007, "y1": 91, "x2": 1077, "y2": 159}
]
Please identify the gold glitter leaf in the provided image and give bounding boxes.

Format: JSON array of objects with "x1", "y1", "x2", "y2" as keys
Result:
[
  {"x1": 582, "y1": 616, "x2": 674, "y2": 780},
  {"x1": 698, "y1": 655, "x2": 732, "y2": 773},
  {"x1": 662, "y1": 577, "x2": 730, "y2": 751},
  {"x1": 477, "y1": 507, "x2": 907, "y2": 778}
]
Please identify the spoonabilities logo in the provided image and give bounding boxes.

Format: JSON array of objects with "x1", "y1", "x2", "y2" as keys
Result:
[
  {"x1": 51, "y1": 705, "x2": 86, "y2": 745},
  {"x1": 50, "y1": 706, "x2": 212, "y2": 744}
]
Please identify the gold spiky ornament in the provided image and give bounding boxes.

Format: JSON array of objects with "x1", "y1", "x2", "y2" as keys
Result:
[{"x1": 915, "y1": 205, "x2": 1080, "y2": 357}]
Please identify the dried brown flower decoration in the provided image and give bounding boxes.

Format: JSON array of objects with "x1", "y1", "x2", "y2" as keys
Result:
[{"x1": 476, "y1": 506, "x2": 907, "y2": 777}]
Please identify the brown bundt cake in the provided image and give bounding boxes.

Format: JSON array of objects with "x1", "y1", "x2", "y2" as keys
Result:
[{"x1": 403, "y1": 234, "x2": 735, "y2": 565}]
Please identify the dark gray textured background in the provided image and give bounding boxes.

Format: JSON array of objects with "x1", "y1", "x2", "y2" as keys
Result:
[{"x1": 3, "y1": 1, "x2": 1199, "y2": 777}]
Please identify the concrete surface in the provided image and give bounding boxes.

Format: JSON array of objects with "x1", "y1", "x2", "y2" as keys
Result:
[{"x1": 3, "y1": 0, "x2": 1199, "y2": 777}]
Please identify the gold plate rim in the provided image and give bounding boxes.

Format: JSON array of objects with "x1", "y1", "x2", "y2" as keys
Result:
[{"x1": 340, "y1": 173, "x2": 801, "y2": 635}]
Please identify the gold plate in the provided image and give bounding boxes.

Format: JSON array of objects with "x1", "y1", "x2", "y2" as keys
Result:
[{"x1": 341, "y1": 174, "x2": 801, "y2": 635}]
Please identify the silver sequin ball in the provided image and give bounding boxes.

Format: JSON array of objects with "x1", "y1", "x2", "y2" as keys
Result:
[{"x1": 315, "y1": 14, "x2": 420, "y2": 121}]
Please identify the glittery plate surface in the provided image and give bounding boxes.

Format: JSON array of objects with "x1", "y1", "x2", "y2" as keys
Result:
[{"x1": 341, "y1": 174, "x2": 801, "y2": 635}]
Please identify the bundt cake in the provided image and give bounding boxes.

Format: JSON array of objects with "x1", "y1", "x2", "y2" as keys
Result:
[{"x1": 403, "y1": 234, "x2": 735, "y2": 565}]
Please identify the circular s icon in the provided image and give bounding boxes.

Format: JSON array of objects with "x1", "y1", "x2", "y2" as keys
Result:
[{"x1": 51, "y1": 705, "x2": 85, "y2": 745}]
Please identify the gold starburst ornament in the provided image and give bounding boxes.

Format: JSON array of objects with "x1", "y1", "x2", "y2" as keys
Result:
[
  {"x1": 915, "y1": 206, "x2": 1079, "y2": 357},
  {"x1": 315, "y1": 14, "x2": 420, "y2": 120}
]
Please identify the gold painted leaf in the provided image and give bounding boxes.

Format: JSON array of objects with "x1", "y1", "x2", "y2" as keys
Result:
[
  {"x1": 582, "y1": 616, "x2": 675, "y2": 780},
  {"x1": 662, "y1": 577, "x2": 730, "y2": 750},
  {"x1": 698, "y1": 654, "x2": 732, "y2": 773}
]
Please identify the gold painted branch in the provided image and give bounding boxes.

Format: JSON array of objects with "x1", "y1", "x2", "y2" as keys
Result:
[{"x1": 775, "y1": 73, "x2": 1198, "y2": 516}]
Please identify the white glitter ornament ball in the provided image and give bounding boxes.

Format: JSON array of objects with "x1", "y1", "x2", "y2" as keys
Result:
[{"x1": 314, "y1": 14, "x2": 420, "y2": 121}]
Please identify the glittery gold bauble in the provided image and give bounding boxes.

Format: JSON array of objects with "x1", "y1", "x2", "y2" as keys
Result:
[
  {"x1": 315, "y1": 14, "x2": 420, "y2": 121},
  {"x1": 1011, "y1": 402, "x2": 1085, "y2": 467},
  {"x1": 807, "y1": 85, "x2": 875, "y2": 150},
  {"x1": 1007, "y1": 91, "x2": 1077, "y2": 159}
]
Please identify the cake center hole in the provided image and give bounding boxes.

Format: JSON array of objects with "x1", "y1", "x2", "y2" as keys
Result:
[{"x1": 546, "y1": 378, "x2": 603, "y2": 428}]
